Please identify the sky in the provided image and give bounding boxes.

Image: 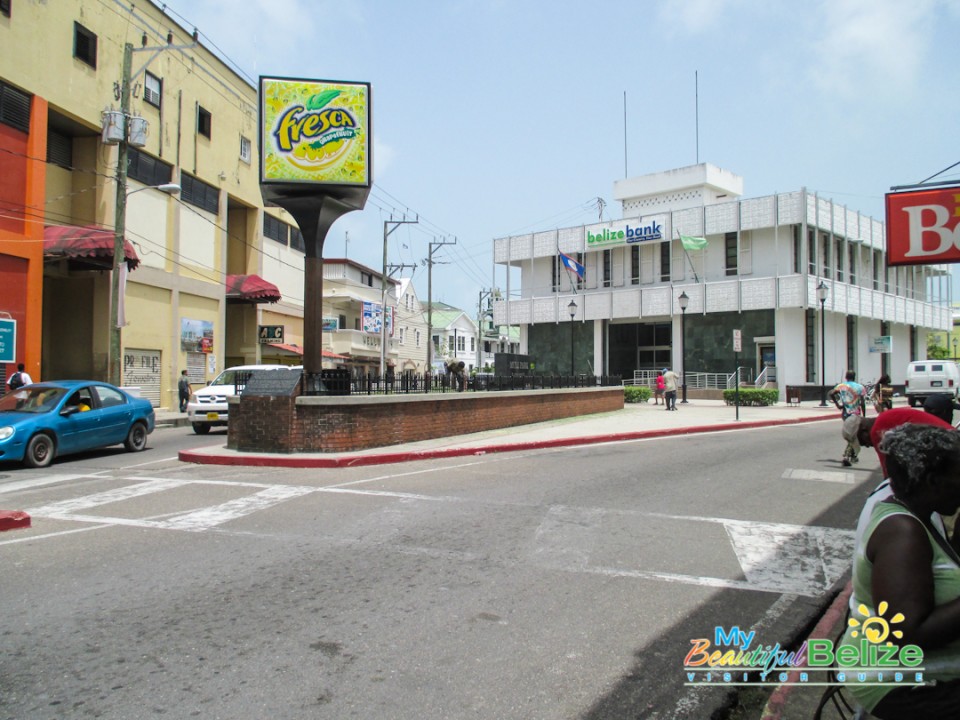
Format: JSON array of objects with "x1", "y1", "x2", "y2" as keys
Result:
[{"x1": 156, "y1": 0, "x2": 960, "y2": 315}]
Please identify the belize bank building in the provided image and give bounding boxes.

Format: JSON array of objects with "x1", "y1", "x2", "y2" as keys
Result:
[{"x1": 491, "y1": 163, "x2": 951, "y2": 397}]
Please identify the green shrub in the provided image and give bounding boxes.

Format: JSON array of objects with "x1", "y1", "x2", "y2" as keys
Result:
[
  {"x1": 722, "y1": 388, "x2": 779, "y2": 406},
  {"x1": 624, "y1": 386, "x2": 652, "y2": 404}
]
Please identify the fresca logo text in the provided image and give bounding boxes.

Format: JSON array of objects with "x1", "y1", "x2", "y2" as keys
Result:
[
  {"x1": 273, "y1": 90, "x2": 357, "y2": 171},
  {"x1": 586, "y1": 220, "x2": 663, "y2": 246},
  {"x1": 683, "y1": 603, "x2": 925, "y2": 687}
]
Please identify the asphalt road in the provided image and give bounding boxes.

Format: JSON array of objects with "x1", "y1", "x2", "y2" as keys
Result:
[{"x1": 0, "y1": 421, "x2": 878, "y2": 719}]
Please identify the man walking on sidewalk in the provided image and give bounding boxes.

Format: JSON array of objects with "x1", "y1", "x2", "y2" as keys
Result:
[
  {"x1": 662, "y1": 367, "x2": 679, "y2": 411},
  {"x1": 178, "y1": 370, "x2": 191, "y2": 412}
]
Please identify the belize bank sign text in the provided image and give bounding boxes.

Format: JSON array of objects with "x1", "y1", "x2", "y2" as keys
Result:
[{"x1": 585, "y1": 217, "x2": 666, "y2": 247}]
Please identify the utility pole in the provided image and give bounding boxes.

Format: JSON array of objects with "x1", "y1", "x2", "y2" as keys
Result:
[
  {"x1": 476, "y1": 288, "x2": 493, "y2": 371},
  {"x1": 387, "y1": 263, "x2": 418, "y2": 278},
  {"x1": 425, "y1": 236, "x2": 456, "y2": 377},
  {"x1": 109, "y1": 42, "x2": 133, "y2": 387},
  {"x1": 380, "y1": 216, "x2": 418, "y2": 376}
]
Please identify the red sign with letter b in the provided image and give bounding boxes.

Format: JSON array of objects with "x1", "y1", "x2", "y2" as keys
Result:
[{"x1": 886, "y1": 185, "x2": 960, "y2": 266}]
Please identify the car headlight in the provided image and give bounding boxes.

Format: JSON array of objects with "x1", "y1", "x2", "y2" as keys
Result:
[
  {"x1": 0, "y1": 426, "x2": 15, "y2": 441},
  {"x1": 189, "y1": 393, "x2": 198, "y2": 403}
]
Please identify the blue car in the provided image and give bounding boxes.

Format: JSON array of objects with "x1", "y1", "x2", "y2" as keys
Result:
[{"x1": 0, "y1": 380, "x2": 156, "y2": 468}]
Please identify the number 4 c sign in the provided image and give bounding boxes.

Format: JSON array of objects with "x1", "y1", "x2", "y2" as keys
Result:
[{"x1": 886, "y1": 184, "x2": 960, "y2": 266}]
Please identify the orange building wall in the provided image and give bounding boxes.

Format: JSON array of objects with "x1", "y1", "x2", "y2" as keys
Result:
[{"x1": 0, "y1": 94, "x2": 46, "y2": 380}]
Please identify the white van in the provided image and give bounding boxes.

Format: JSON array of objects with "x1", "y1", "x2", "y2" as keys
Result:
[
  {"x1": 904, "y1": 360, "x2": 960, "y2": 407},
  {"x1": 186, "y1": 364, "x2": 289, "y2": 434}
]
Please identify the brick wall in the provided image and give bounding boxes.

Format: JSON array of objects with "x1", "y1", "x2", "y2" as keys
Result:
[{"x1": 227, "y1": 387, "x2": 624, "y2": 453}]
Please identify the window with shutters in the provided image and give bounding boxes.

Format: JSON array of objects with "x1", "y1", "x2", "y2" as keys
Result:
[
  {"x1": 74, "y1": 22, "x2": 97, "y2": 68},
  {"x1": 264, "y1": 214, "x2": 286, "y2": 245},
  {"x1": 725, "y1": 232, "x2": 738, "y2": 276},
  {"x1": 0, "y1": 80, "x2": 30, "y2": 134},
  {"x1": 240, "y1": 136, "x2": 251, "y2": 163},
  {"x1": 47, "y1": 129, "x2": 72, "y2": 169},
  {"x1": 127, "y1": 148, "x2": 172, "y2": 186},
  {"x1": 659, "y1": 241, "x2": 671, "y2": 281},
  {"x1": 144, "y1": 72, "x2": 162, "y2": 109},
  {"x1": 290, "y1": 228, "x2": 304, "y2": 253},
  {"x1": 180, "y1": 172, "x2": 219, "y2": 214}
]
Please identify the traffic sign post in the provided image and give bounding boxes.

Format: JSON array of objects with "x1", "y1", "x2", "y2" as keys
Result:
[{"x1": 733, "y1": 330, "x2": 742, "y2": 422}]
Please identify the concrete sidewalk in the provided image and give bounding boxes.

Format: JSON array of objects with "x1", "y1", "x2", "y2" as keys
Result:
[{"x1": 176, "y1": 397, "x2": 842, "y2": 467}]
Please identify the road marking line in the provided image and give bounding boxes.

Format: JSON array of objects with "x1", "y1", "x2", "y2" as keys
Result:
[
  {"x1": 781, "y1": 468, "x2": 856, "y2": 483},
  {"x1": 532, "y1": 506, "x2": 853, "y2": 598},
  {"x1": 0, "y1": 523, "x2": 112, "y2": 545},
  {"x1": 159, "y1": 485, "x2": 315, "y2": 531},
  {"x1": 27, "y1": 478, "x2": 189, "y2": 516},
  {"x1": 0, "y1": 474, "x2": 95, "y2": 495}
]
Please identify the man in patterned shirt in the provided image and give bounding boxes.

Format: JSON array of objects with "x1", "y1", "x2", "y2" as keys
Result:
[{"x1": 828, "y1": 371, "x2": 867, "y2": 466}]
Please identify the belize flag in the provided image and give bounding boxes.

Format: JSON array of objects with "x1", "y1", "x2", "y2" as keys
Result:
[{"x1": 559, "y1": 251, "x2": 585, "y2": 280}]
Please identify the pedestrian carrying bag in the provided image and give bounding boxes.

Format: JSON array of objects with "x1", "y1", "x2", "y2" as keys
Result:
[{"x1": 7, "y1": 372, "x2": 23, "y2": 390}]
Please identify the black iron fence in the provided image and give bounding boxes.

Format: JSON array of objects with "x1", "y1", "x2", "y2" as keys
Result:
[{"x1": 299, "y1": 371, "x2": 622, "y2": 396}]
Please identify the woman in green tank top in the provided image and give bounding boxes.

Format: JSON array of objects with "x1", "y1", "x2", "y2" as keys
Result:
[{"x1": 841, "y1": 424, "x2": 960, "y2": 717}]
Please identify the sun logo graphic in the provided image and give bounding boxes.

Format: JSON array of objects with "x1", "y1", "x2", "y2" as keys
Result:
[{"x1": 848, "y1": 601, "x2": 905, "y2": 645}]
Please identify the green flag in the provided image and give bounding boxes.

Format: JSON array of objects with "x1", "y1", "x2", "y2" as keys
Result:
[{"x1": 680, "y1": 234, "x2": 708, "y2": 251}]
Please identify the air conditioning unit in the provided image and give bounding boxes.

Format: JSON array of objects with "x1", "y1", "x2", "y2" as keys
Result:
[
  {"x1": 127, "y1": 116, "x2": 149, "y2": 147},
  {"x1": 144, "y1": 86, "x2": 161, "y2": 107},
  {"x1": 101, "y1": 110, "x2": 125, "y2": 145}
]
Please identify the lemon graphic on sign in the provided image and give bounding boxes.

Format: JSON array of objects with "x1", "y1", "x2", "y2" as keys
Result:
[{"x1": 848, "y1": 601, "x2": 905, "y2": 644}]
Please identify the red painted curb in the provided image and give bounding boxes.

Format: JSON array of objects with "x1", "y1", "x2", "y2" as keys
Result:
[
  {"x1": 179, "y1": 413, "x2": 837, "y2": 468},
  {"x1": 760, "y1": 580, "x2": 854, "y2": 720},
  {"x1": 0, "y1": 510, "x2": 32, "y2": 532}
]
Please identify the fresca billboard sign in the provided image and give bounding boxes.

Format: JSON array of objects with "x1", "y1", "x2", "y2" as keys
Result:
[
  {"x1": 584, "y1": 217, "x2": 666, "y2": 248},
  {"x1": 885, "y1": 184, "x2": 960, "y2": 266},
  {"x1": 259, "y1": 77, "x2": 371, "y2": 187}
]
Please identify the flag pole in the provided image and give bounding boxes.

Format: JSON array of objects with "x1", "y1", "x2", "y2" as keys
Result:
[{"x1": 677, "y1": 231, "x2": 701, "y2": 283}]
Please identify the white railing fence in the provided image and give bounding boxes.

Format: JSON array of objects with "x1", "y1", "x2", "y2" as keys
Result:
[{"x1": 624, "y1": 367, "x2": 759, "y2": 390}]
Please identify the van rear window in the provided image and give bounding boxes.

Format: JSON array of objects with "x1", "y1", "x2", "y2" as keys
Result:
[{"x1": 933, "y1": 365, "x2": 944, "y2": 371}]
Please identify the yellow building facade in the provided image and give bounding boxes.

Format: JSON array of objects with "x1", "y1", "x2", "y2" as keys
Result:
[{"x1": 1, "y1": 0, "x2": 316, "y2": 407}]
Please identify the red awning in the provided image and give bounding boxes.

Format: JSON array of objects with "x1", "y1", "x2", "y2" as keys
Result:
[
  {"x1": 225, "y1": 274, "x2": 281, "y2": 303},
  {"x1": 43, "y1": 225, "x2": 140, "y2": 270}
]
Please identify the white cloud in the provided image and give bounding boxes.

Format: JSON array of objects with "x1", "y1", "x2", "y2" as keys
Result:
[
  {"x1": 810, "y1": 0, "x2": 939, "y2": 96},
  {"x1": 657, "y1": 0, "x2": 739, "y2": 34}
]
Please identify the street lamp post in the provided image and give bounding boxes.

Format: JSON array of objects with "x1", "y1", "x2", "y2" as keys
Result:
[
  {"x1": 567, "y1": 298, "x2": 577, "y2": 377},
  {"x1": 817, "y1": 281, "x2": 829, "y2": 406},
  {"x1": 678, "y1": 291, "x2": 689, "y2": 403},
  {"x1": 953, "y1": 337, "x2": 957, "y2": 361}
]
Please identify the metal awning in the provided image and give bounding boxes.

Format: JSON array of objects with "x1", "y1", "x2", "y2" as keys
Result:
[
  {"x1": 225, "y1": 274, "x2": 281, "y2": 303},
  {"x1": 43, "y1": 224, "x2": 140, "y2": 270}
]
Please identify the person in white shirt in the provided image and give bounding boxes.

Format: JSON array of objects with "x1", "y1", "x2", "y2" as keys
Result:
[{"x1": 7, "y1": 363, "x2": 32, "y2": 390}]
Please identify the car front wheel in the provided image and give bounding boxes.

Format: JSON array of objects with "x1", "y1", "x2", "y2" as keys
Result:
[
  {"x1": 124, "y1": 422, "x2": 148, "y2": 452},
  {"x1": 24, "y1": 433, "x2": 55, "y2": 468},
  {"x1": 192, "y1": 422, "x2": 211, "y2": 435}
]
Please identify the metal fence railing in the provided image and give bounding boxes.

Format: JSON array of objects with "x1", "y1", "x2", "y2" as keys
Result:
[{"x1": 285, "y1": 371, "x2": 623, "y2": 397}]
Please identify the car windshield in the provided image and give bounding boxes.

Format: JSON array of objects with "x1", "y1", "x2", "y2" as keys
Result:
[
  {"x1": 0, "y1": 386, "x2": 68, "y2": 413},
  {"x1": 209, "y1": 370, "x2": 243, "y2": 386}
]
